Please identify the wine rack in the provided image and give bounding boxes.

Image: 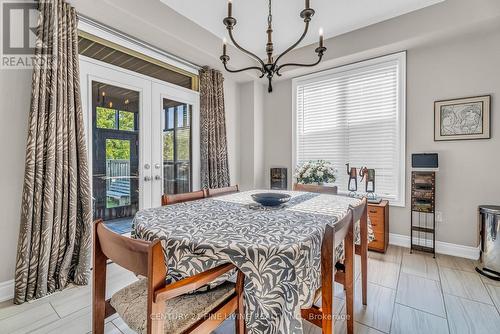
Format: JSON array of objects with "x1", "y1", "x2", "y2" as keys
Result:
[{"x1": 410, "y1": 171, "x2": 436, "y2": 257}]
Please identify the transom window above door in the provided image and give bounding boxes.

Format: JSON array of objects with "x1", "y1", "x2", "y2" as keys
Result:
[
  {"x1": 78, "y1": 35, "x2": 198, "y2": 91},
  {"x1": 293, "y1": 52, "x2": 406, "y2": 206}
]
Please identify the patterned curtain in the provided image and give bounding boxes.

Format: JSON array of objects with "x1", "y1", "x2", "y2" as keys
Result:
[
  {"x1": 199, "y1": 68, "x2": 230, "y2": 189},
  {"x1": 14, "y1": 0, "x2": 92, "y2": 304}
]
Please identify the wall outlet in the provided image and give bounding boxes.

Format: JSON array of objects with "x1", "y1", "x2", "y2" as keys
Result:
[{"x1": 436, "y1": 211, "x2": 443, "y2": 223}]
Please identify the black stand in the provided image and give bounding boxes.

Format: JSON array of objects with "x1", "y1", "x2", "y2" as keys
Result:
[{"x1": 410, "y1": 171, "x2": 436, "y2": 257}]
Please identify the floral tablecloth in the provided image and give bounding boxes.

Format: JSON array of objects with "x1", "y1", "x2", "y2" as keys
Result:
[{"x1": 133, "y1": 190, "x2": 373, "y2": 334}]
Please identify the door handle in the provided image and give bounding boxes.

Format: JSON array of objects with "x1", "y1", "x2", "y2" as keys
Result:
[
  {"x1": 155, "y1": 175, "x2": 162, "y2": 181},
  {"x1": 144, "y1": 176, "x2": 152, "y2": 182}
]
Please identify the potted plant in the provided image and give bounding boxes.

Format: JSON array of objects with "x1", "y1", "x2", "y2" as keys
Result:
[{"x1": 295, "y1": 160, "x2": 337, "y2": 185}]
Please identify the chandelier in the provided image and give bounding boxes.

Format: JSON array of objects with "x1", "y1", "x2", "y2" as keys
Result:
[{"x1": 220, "y1": 0, "x2": 327, "y2": 93}]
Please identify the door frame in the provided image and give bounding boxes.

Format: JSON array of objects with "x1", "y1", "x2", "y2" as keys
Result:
[{"x1": 79, "y1": 55, "x2": 200, "y2": 211}]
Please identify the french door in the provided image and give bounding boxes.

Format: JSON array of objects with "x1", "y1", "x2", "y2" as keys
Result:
[{"x1": 80, "y1": 57, "x2": 200, "y2": 221}]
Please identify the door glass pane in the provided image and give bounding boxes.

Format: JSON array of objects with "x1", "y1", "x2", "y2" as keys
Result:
[
  {"x1": 119, "y1": 111, "x2": 135, "y2": 131},
  {"x1": 105, "y1": 139, "x2": 131, "y2": 209},
  {"x1": 162, "y1": 99, "x2": 192, "y2": 195},
  {"x1": 92, "y1": 81, "x2": 140, "y2": 225},
  {"x1": 96, "y1": 107, "x2": 116, "y2": 129}
]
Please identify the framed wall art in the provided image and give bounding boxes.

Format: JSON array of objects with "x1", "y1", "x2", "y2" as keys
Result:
[{"x1": 434, "y1": 95, "x2": 491, "y2": 141}]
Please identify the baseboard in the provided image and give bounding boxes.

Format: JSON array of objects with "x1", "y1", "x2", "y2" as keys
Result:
[
  {"x1": 389, "y1": 233, "x2": 411, "y2": 248},
  {"x1": 0, "y1": 279, "x2": 14, "y2": 302},
  {"x1": 389, "y1": 233, "x2": 480, "y2": 260}
]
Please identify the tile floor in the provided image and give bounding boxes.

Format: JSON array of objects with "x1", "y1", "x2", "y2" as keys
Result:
[{"x1": 1, "y1": 246, "x2": 499, "y2": 334}]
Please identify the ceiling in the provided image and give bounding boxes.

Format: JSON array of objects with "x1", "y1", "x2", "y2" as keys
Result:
[{"x1": 160, "y1": 0, "x2": 445, "y2": 57}]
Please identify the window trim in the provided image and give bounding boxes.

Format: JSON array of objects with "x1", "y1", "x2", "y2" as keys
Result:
[{"x1": 292, "y1": 52, "x2": 407, "y2": 207}]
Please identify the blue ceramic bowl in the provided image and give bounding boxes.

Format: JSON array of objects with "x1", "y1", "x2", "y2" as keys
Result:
[{"x1": 251, "y1": 193, "x2": 291, "y2": 207}]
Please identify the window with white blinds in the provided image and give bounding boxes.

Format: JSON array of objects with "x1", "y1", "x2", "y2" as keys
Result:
[{"x1": 294, "y1": 52, "x2": 406, "y2": 206}]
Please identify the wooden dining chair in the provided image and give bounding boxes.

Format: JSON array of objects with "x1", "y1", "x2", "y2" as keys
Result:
[
  {"x1": 206, "y1": 185, "x2": 239, "y2": 197},
  {"x1": 333, "y1": 198, "x2": 368, "y2": 307},
  {"x1": 93, "y1": 219, "x2": 246, "y2": 334},
  {"x1": 294, "y1": 182, "x2": 368, "y2": 306},
  {"x1": 301, "y1": 209, "x2": 355, "y2": 334},
  {"x1": 293, "y1": 183, "x2": 338, "y2": 195},
  {"x1": 161, "y1": 190, "x2": 207, "y2": 206}
]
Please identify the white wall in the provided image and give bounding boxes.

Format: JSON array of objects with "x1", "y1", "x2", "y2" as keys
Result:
[
  {"x1": 238, "y1": 82, "x2": 255, "y2": 190},
  {"x1": 393, "y1": 30, "x2": 500, "y2": 246},
  {"x1": 223, "y1": 77, "x2": 241, "y2": 186},
  {"x1": 253, "y1": 83, "x2": 265, "y2": 189},
  {"x1": 238, "y1": 81, "x2": 265, "y2": 190},
  {"x1": 263, "y1": 80, "x2": 293, "y2": 190},
  {"x1": 262, "y1": 28, "x2": 500, "y2": 248},
  {"x1": 0, "y1": 70, "x2": 31, "y2": 283}
]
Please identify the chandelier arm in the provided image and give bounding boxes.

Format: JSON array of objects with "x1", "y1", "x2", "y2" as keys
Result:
[
  {"x1": 222, "y1": 61, "x2": 265, "y2": 77},
  {"x1": 228, "y1": 29, "x2": 266, "y2": 68},
  {"x1": 275, "y1": 54, "x2": 324, "y2": 76},
  {"x1": 273, "y1": 21, "x2": 310, "y2": 67}
]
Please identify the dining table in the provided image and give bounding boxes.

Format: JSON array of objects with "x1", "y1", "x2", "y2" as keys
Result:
[{"x1": 132, "y1": 190, "x2": 374, "y2": 334}]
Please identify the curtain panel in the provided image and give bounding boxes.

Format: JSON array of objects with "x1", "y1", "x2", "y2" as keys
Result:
[
  {"x1": 199, "y1": 68, "x2": 231, "y2": 189},
  {"x1": 14, "y1": 0, "x2": 92, "y2": 304}
]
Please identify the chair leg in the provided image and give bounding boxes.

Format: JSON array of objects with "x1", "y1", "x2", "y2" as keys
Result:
[
  {"x1": 361, "y1": 205, "x2": 368, "y2": 306},
  {"x1": 93, "y1": 222, "x2": 107, "y2": 334},
  {"x1": 321, "y1": 225, "x2": 335, "y2": 334},
  {"x1": 345, "y1": 220, "x2": 355, "y2": 334},
  {"x1": 147, "y1": 243, "x2": 167, "y2": 334},
  {"x1": 149, "y1": 302, "x2": 165, "y2": 334},
  {"x1": 361, "y1": 248, "x2": 367, "y2": 306},
  {"x1": 235, "y1": 271, "x2": 246, "y2": 334}
]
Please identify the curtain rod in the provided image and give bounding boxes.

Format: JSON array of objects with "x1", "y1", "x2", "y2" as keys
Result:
[{"x1": 77, "y1": 14, "x2": 202, "y2": 72}]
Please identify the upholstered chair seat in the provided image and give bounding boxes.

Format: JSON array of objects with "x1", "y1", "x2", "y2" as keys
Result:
[{"x1": 111, "y1": 279, "x2": 236, "y2": 334}]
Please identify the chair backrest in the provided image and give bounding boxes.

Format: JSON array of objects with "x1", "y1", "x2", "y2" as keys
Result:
[
  {"x1": 350, "y1": 197, "x2": 367, "y2": 223},
  {"x1": 207, "y1": 185, "x2": 239, "y2": 197},
  {"x1": 332, "y1": 209, "x2": 353, "y2": 248},
  {"x1": 293, "y1": 183, "x2": 338, "y2": 195},
  {"x1": 94, "y1": 220, "x2": 165, "y2": 277},
  {"x1": 93, "y1": 220, "x2": 167, "y2": 334},
  {"x1": 162, "y1": 190, "x2": 206, "y2": 206}
]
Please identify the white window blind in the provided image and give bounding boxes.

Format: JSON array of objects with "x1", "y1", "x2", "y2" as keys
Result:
[{"x1": 294, "y1": 53, "x2": 406, "y2": 205}]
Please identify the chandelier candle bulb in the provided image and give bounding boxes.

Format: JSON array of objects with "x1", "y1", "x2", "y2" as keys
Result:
[
  {"x1": 306, "y1": 0, "x2": 310, "y2": 9},
  {"x1": 223, "y1": 38, "x2": 227, "y2": 56},
  {"x1": 228, "y1": 0, "x2": 232, "y2": 17},
  {"x1": 319, "y1": 28, "x2": 324, "y2": 47}
]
